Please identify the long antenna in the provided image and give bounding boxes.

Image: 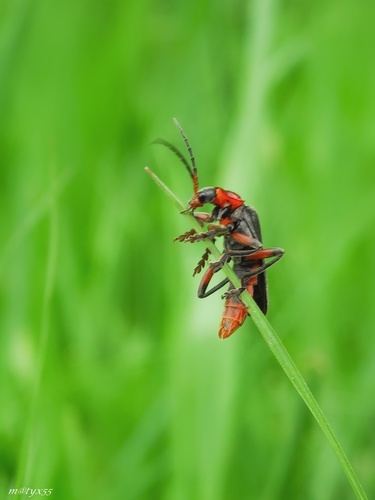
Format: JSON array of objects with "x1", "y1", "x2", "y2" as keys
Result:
[
  {"x1": 153, "y1": 138, "x2": 194, "y2": 181},
  {"x1": 173, "y1": 118, "x2": 199, "y2": 194},
  {"x1": 153, "y1": 119, "x2": 200, "y2": 195}
]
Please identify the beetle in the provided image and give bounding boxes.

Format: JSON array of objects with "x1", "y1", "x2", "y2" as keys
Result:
[{"x1": 155, "y1": 118, "x2": 284, "y2": 339}]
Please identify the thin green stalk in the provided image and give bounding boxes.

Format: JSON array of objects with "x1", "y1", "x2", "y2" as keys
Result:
[
  {"x1": 16, "y1": 167, "x2": 59, "y2": 487},
  {"x1": 145, "y1": 166, "x2": 368, "y2": 500}
]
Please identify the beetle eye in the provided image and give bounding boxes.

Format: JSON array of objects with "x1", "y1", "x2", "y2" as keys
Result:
[{"x1": 197, "y1": 188, "x2": 216, "y2": 204}]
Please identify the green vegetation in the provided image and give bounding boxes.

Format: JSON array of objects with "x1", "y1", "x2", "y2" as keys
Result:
[{"x1": 0, "y1": 1, "x2": 374, "y2": 499}]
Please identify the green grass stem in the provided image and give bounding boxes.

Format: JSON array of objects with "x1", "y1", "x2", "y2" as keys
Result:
[
  {"x1": 15, "y1": 172, "x2": 59, "y2": 487},
  {"x1": 146, "y1": 166, "x2": 368, "y2": 500}
]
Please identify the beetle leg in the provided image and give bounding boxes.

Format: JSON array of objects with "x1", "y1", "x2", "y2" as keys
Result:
[
  {"x1": 197, "y1": 253, "x2": 231, "y2": 298},
  {"x1": 192, "y1": 211, "x2": 214, "y2": 226},
  {"x1": 241, "y1": 248, "x2": 284, "y2": 279},
  {"x1": 230, "y1": 231, "x2": 262, "y2": 249},
  {"x1": 243, "y1": 247, "x2": 284, "y2": 261},
  {"x1": 195, "y1": 223, "x2": 230, "y2": 241},
  {"x1": 228, "y1": 246, "x2": 284, "y2": 260},
  {"x1": 208, "y1": 252, "x2": 230, "y2": 271},
  {"x1": 226, "y1": 247, "x2": 262, "y2": 258},
  {"x1": 221, "y1": 287, "x2": 245, "y2": 299},
  {"x1": 222, "y1": 248, "x2": 284, "y2": 298}
]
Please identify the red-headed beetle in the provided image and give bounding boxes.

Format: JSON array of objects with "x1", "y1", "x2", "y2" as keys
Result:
[{"x1": 155, "y1": 119, "x2": 284, "y2": 338}]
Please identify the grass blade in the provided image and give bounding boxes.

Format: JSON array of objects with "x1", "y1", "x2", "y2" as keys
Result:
[{"x1": 146, "y1": 166, "x2": 368, "y2": 500}]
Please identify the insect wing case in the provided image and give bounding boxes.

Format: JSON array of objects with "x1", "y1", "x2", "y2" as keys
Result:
[{"x1": 228, "y1": 205, "x2": 268, "y2": 314}]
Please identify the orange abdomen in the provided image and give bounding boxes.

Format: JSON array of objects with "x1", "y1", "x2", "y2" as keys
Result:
[{"x1": 218, "y1": 297, "x2": 249, "y2": 339}]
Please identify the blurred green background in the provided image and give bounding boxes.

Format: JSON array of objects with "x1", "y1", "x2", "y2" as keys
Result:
[{"x1": 1, "y1": 0, "x2": 375, "y2": 498}]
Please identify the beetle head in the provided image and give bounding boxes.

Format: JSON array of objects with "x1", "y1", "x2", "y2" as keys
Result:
[
  {"x1": 189, "y1": 187, "x2": 244, "y2": 212},
  {"x1": 188, "y1": 187, "x2": 216, "y2": 209}
]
